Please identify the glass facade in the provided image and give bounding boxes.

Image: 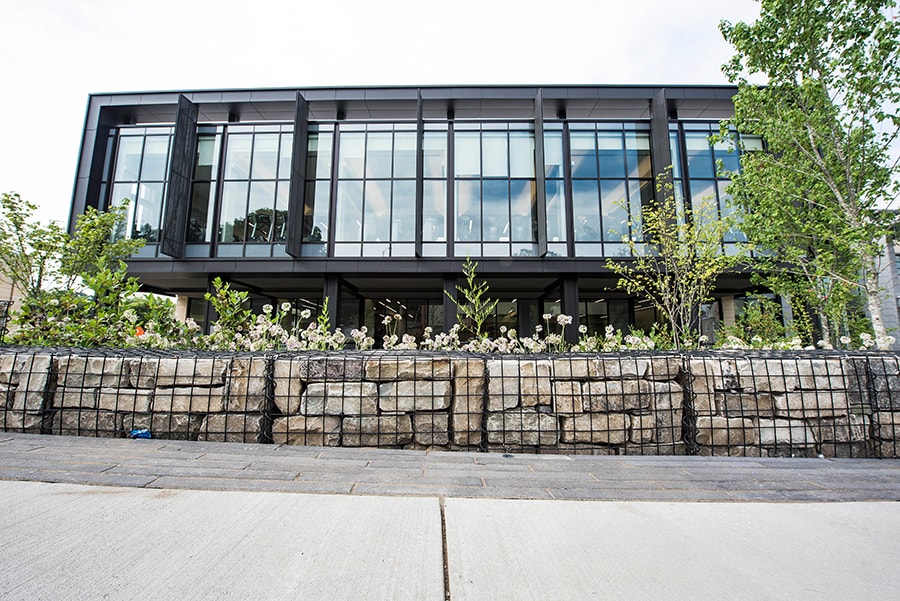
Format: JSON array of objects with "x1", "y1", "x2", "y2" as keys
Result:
[{"x1": 108, "y1": 126, "x2": 173, "y2": 243}]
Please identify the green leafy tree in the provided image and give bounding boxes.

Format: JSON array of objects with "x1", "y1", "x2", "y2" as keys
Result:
[
  {"x1": 447, "y1": 256, "x2": 499, "y2": 340},
  {"x1": 607, "y1": 171, "x2": 746, "y2": 349},
  {"x1": 720, "y1": 0, "x2": 900, "y2": 348},
  {"x1": 0, "y1": 192, "x2": 66, "y2": 298}
]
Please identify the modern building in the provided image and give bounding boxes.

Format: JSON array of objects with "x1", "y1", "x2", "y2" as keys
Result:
[{"x1": 70, "y1": 85, "x2": 766, "y2": 342}]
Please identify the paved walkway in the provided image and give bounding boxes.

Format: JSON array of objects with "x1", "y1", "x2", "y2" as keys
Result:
[
  {"x1": 1, "y1": 432, "x2": 899, "y2": 501},
  {"x1": 1, "y1": 433, "x2": 899, "y2": 600}
]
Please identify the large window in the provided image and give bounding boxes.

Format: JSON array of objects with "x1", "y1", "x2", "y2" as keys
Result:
[
  {"x1": 334, "y1": 123, "x2": 418, "y2": 257},
  {"x1": 568, "y1": 123, "x2": 652, "y2": 257},
  {"x1": 109, "y1": 127, "x2": 173, "y2": 243},
  {"x1": 454, "y1": 123, "x2": 537, "y2": 257},
  {"x1": 186, "y1": 129, "x2": 221, "y2": 245},
  {"x1": 302, "y1": 125, "x2": 334, "y2": 257},
  {"x1": 678, "y1": 122, "x2": 763, "y2": 253},
  {"x1": 217, "y1": 124, "x2": 293, "y2": 257}
]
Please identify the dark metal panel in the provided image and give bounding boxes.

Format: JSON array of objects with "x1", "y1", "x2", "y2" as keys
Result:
[
  {"x1": 443, "y1": 276, "x2": 458, "y2": 332},
  {"x1": 160, "y1": 95, "x2": 199, "y2": 258},
  {"x1": 69, "y1": 99, "x2": 116, "y2": 233},
  {"x1": 649, "y1": 89, "x2": 673, "y2": 196},
  {"x1": 534, "y1": 89, "x2": 548, "y2": 256},
  {"x1": 561, "y1": 277, "x2": 579, "y2": 344},
  {"x1": 286, "y1": 92, "x2": 310, "y2": 257},
  {"x1": 415, "y1": 91, "x2": 425, "y2": 257}
]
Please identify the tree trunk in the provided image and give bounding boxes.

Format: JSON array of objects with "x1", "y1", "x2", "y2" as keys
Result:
[{"x1": 863, "y1": 253, "x2": 890, "y2": 349}]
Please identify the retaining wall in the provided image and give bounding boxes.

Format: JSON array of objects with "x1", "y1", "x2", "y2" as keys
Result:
[{"x1": 1, "y1": 348, "x2": 898, "y2": 457}]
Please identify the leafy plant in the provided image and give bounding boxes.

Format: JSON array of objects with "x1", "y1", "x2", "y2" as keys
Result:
[{"x1": 447, "y1": 256, "x2": 499, "y2": 340}]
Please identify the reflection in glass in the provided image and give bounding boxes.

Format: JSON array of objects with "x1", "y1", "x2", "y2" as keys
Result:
[
  {"x1": 423, "y1": 180, "x2": 446, "y2": 242},
  {"x1": 114, "y1": 137, "x2": 144, "y2": 181},
  {"x1": 278, "y1": 133, "x2": 293, "y2": 179},
  {"x1": 393, "y1": 132, "x2": 417, "y2": 178},
  {"x1": 509, "y1": 132, "x2": 535, "y2": 178},
  {"x1": 224, "y1": 134, "x2": 252, "y2": 179},
  {"x1": 601, "y1": 179, "x2": 628, "y2": 241},
  {"x1": 392, "y1": 181, "x2": 415, "y2": 241},
  {"x1": 194, "y1": 136, "x2": 216, "y2": 180},
  {"x1": 597, "y1": 131, "x2": 626, "y2": 178},
  {"x1": 572, "y1": 180, "x2": 600, "y2": 241},
  {"x1": 141, "y1": 136, "x2": 170, "y2": 181},
  {"x1": 188, "y1": 182, "x2": 213, "y2": 242},
  {"x1": 482, "y1": 180, "x2": 509, "y2": 241},
  {"x1": 454, "y1": 132, "x2": 480, "y2": 177},
  {"x1": 482, "y1": 132, "x2": 508, "y2": 177},
  {"x1": 364, "y1": 180, "x2": 391, "y2": 241},
  {"x1": 545, "y1": 180, "x2": 567, "y2": 243},
  {"x1": 365, "y1": 132, "x2": 392, "y2": 178},
  {"x1": 247, "y1": 181, "x2": 276, "y2": 242},
  {"x1": 336, "y1": 180, "x2": 363, "y2": 241},
  {"x1": 251, "y1": 134, "x2": 279, "y2": 180},
  {"x1": 339, "y1": 132, "x2": 365, "y2": 178},
  {"x1": 510, "y1": 180, "x2": 536, "y2": 241},
  {"x1": 625, "y1": 133, "x2": 652, "y2": 179},
  {"x1": 544, "y1": 132, "x2": 564, "y2": 178},
  {"x1": 220, "y1": 182, "x2": 249, "y2": 242},
  {"x1": 685, "y1": 132, "x2": 714, "y2": 178},
  {"x1": 570, "y1": 132, "x2": 598, "y2": 178},
  {"x1": 303, "y1": 180, "x2": 330, "y2": 243},
  {"x1": 455, "y1": 180, "x2": 480, "y2": 242},
  {"x1": 308, "y1": 133, "x2": 334, "y2": 179},
  {"x1": 423, "y1": 132, "x2": 446, "y2": 178}
]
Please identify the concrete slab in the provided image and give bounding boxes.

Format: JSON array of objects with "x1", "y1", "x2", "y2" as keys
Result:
[
  {"x1": 0, "y1": 481, "x2": 444, "y2": 601},
  {"x1": 444, "y1": 498, "x2": 900, "y2": 601}
]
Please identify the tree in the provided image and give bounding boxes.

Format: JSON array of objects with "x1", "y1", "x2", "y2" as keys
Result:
[
  {"x1": 447, "y1": 256, "x2": 498, "y2": 340},
  {"x1": 0, "y1": 192, "x2": 66, "y2": 298},
  {"x1": 606, "y1": 171, "x2": 745, "y2": 349},
  {"x1": 720, "y1": 0, "x2": 900, "y2": 348}
]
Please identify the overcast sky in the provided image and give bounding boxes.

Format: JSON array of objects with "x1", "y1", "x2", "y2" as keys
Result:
[{"x1": 0, "y1": 0, "x2": 761, "y2": 223}]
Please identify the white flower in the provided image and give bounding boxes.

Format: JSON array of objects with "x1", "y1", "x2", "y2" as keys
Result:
[
  {"x1": 281, "y1": 302, "x2": 292, "y2": 312},
  {"x1": 300, "y1": 309, "x2": 311, "y2": 320},
  {"x1": 382, "y1": 316, "x2": 392, "y2": 325},
  {"x1": 840, "y1": 335, "x2": 851, "y2": 345},
  {"x1": 578, "y1": 324, "x2": 588, "y2": 334},
  {"x1": 500, "y1": 325, "x2": 507, "y2": 334},
  {"x1": 262, "y1": 304, "x2": 273, "y2": 315},
  {"x1": 535, "y1": 325, "x2": 543, "y2": 333},
  {"x1": 699, "y1": 335, "x2": 709, "y2": 344},
  {"x1": 542, "y1": 313, "x2": 553, "y2": 322},
  {"x1": 557, "y1": 314, "x2": 572, "y2": 326}
]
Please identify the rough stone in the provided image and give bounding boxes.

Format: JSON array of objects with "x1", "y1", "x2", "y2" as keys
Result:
[
  {"x1": 413, "y1": 412, "x2": 450, "y2": 446},
  {"x1": 53, "y1": 387, "x2": 98, "y2": 409},
  {"x1": 757, "y1": 418, "x2": 817, "y2": 447},
  {"x1": 55, "y1": 356, "x2": 128, "y2": 389},
  {"x1": 9, "y1": 354, "x2": 52, "y2": 411},
  {"x1": 873, "y1": 440, "x2": 900, "y2": 458},
  {"x1": 379, "y1": 380, "x2": 451, "y2": 413},
  {"x1": 650, "y1": 381, "x2": 684, "y2": 410},
  {"x1": 486, "y1": 408, "x2": 559, "y2": 446},
  {"x1": 199, "y1": 413, "x2": 265, "y2": 443},
  {"x1": 629, "y1": 409, "x2": 683, "y2": 445},
  {"x1": 451, "y1": 359, "x2": 485, "y2": 446},
  {"x1": 593, "y1": 357, "x2": 650, "y2": 379},
  {"x1": 870, "y1": 374, "x2": 900, "y2": 409},
  {"x1": 808, "y1": 415, "x2": 870, "y2": 443},
  {"x1": 52, "y1": 409, "x2": 118, "y2": 438},
  {"x1": 300, "y1": 382, "x2": 378, "y2": 416},
  {"x1": 691, "y1": 392, "x2": 718, "y2": 416},
  {"x1": 689, "y1": 357, "x2": 741, "y2": 393},
  {"x1": 486, "y1": 359, "x2": 552, "y2": 410},
  {"x1": 720, "y1": 391, "x2": 775, "y2": 417},
  {"x1": 583, "y1": 379, "x2": 652, "y2": 412},
  {"x1": 695, "y1": 416, "x2": 758, "y2": 447},
  {"x1": 873, "y1": 412, "x2": 900, "y2": 440},
  {"x1": 97, "y1": 388, "x2": 153, "y2": 412},
  {"x1": 819, "y1": 442, "x2": 873, "y2": 458},
  {"x1": 271, "y1": 415, "x2": 341, "y2": 446},
  {"x1": 272, "y1": 358, "x2": 305, "y2": 415},
  {"x1": 342, "y1": 415, "x2": 413, "y2": 446},
  {"x1": 364, "y1": 356, "x2": 451, "y2": 380},
  {"x1": 0, "y1": 409, "x2": 45, "y2": 433},
  {"x1": 559, "y1": 413, "x2": 629, "y2": 445},
  {"x1": 646, "y1": 356, "x2": 683, "y2": 381},
  {"x1": 152, "y1": 386, "x2": 226, "y2": 413},
  {"x1": 124, "y1": 412, "x2": 204, "y2": 440},
  {"x1": 773, "y1": 390, "x2": 849, "y2": 418},
  {"x1": 295, "y1": 355, "x2": 364, "y2": 381},
  {"x1": 226, "y1": 357, "x2": 269, "y2": 412},
  {"x1": 553, "y1": 381, "x2": 584, "y2": 414},
  {"x1": 131, "y1": 357, "x2": 230, "y2": 388},
  {"x1": 551, "y1": 358, "x2": 595, "y2": 380}
]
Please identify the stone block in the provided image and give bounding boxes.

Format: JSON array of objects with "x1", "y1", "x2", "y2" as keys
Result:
[
  {"x1": 808, "y1": 415, "x2": 869, "y2": 443},
  {"x1": 583, "y1": 379, "x2": 652, "y2": 412},
  {"x1": 9, "y1": 354, "x2": 52, "y2": 411},
  {"x1": 650, "y1": 381, "x2": 684, "y2": 410},
  {"x1": 271, "y1": 415, "x2": 341, "y2": 446},
  {"x1": 294, "y1": 355, "x2": 364, "y2": 381},
  {"x1": 689, "y1": 357, "x2": 741, "y2": 393},
  {"x1": 593, "y1": 356, "x2": 650, "y2": 379},
  {"x1": 52, "y1": 409, "x2": 118, "y2": 438},
  {"x1": 819, "y1": 442, "x2": 873, "y2": 458},
  {"x1": 696, "y1": 416, "x2": 757, "y2": 447},
  {"x1": 124, "y1": 413, "x2": 204, "y2": 440},
  {"x1": 551, "y1": 358, "x2": 594, "y2": 380},
  {"x1": 870, "y1": 374, "x2": 900, "y2": 409},
  {"x1": 486, "y1": 409, "x2": 558, "y2": 446},
  {"x1": 773, "y1": 390, "x2": 849, "y2": 418},
  {"x1": 152, "y1": 386, "x2": 226, "y2": 413},
  {"x1": 300, "y1": 382, "x2": 378, "y2": 416},
  {"x1": 873, "y1": 440, "x2": 900, "y2": 458},
  {"x1": 226, "y1": 357, "x2": 269, "y2": 412},
  {"x1": 413, "y1": 412, "x2": 450, "y2": 446},
  {"x1": 757, "y1": 418, "x2": 816, "y2": 447},
  {"x1": 630, "y1": 409, "x2": 683, "y2": 444},
  {"x1": 691, "y1": 391, "x2": 717, "y2": 416},
  {"x1": 873, "y1": 412, "x2": 900, "y2": 440},
  {"x1": 53, "y1": 387, "x2": 98, "y2": 409},
  {"x1": 0, "y1": 409, "x2": 45, "y2": 433},
  {"x1": 451, "y1": 359, "x2": 485, "y2": 446},
  {"x1": 720, "y1": 391, "x2": 775, "y2": 417},
  {"x1": 56, "y1": 356, "x2": 127, "y2": 389},
  {"x1": 486, "y1": 359, "x2": 552, "y2": 410},
  {"x1": 131, "y1": 356, "x2": 230, "y2": 388},
  {"x1": 273, "y1": 358, "x2": 305, "y2": 415},
  {"x1": 379, "y1": 380, "x2": 451, "y2": 413},
  {"x1": 646, "y1": 356, "x2": 682, "y2": 381},
  {"x1": 97, "y1": 388, "x2": 153, "y2": 412},
  {"x1": 553, "y1": 381, "x2": 584, "y2": 414},
  {"x1": 199, "y1": 413, "x2": 265, "y2": 443},
  {"x1": 364, "y1": 356, "x2": 451, "y2": 380},
  {"x1": 342, "y1": 415, "x2": 413, "y2": 446},
  {"x1": 559, "y1": 413, "x2": 629, "y2": 445}
]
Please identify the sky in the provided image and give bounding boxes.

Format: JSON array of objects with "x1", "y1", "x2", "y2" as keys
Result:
[{"x1": 0, "y1": 0, "x2": 761, "y2": 223}]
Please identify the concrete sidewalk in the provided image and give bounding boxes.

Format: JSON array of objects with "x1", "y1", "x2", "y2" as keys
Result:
[{"x1": 1, "y1": 433, "x2": 899, "y2": 600}]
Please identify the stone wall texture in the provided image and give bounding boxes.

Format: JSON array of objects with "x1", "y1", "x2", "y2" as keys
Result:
[{"x1": 1, "y1": 348, "x2": 898, "y2": 457}]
